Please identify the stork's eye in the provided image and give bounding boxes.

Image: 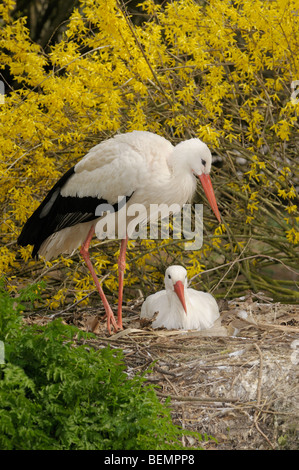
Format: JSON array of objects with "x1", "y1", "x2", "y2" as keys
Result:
[
  {"x1": 168, "y1": 274, "x2": 171, "y2": 279},
  {"x1": 201, "y1": 159, "x2": 206, "y2": 166}
]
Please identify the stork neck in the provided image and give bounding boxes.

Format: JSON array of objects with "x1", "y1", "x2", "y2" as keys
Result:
[
  {"x1": 168, "y1": 148, "x2": 189, "y2": 175},
  {"x1": 167, "y1": 153, "x2": 197, "y2": 204}
]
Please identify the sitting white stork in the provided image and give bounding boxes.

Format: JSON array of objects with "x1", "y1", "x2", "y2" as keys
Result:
[
  {"x1": 18, "y1": 131, "x2": 221, "y2": 334},
  {"x1": 140, "y1": 265, "x2": 220, "y2": 330}
]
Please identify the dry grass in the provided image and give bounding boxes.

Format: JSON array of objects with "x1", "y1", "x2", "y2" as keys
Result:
[{"x1": 24, "y1": 292, "x2": 299, "y2": 450}]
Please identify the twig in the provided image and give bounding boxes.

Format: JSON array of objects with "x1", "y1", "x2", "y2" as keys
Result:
[
  {"x1": 163, "y1": 373, "x2": 187, "y2": 447},
  {"x1": 154, "y1": 365, "x2": 177, "y2": 377},
  {"x1": 49, "y1": 273, "x2": 110, "y2": 318},
  {"x1": 190, "y1": 254, "x2": 299, "y2": 284},
  {"x1": 253, "y1": 343, "x2": 276, "y2": 450},
  {"x1": 210, "y1": 238, "x2": 251, "y2": 294},
  {"x1": 48, "y1": 290, "x2": 97, "y2": 318},
  {"x1": 117, "y1": 0, "x2": 173, "y2": 107},
  {"x1": 156, "y1": 392, "x2": 240, "y2": 403},
  {"x1": 254, "y1": 343, "x2": 263, "y2": 406},
  {"x1": 5, "y1": 143, "x2": 43, "y2": 173}
]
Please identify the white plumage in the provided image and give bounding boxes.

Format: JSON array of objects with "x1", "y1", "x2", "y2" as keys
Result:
[
  {"x1": 18, "y1": 131, "x2": 221, "y2": 334},
  {"x1": 141, "y1": 266, "x2": 220, "y2": 330}
]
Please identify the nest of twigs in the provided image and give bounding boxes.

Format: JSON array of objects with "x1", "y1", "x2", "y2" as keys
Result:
[{"x1": 26, "y1": 292, "x2": 299, "y2": 450}]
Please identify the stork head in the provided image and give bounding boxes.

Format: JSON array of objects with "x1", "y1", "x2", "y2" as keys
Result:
[
  {"x1": 173, "y1": 139, "x2": 221, "y2": 223},
  {"x1": 164, "y1": 265, "x2": 188, "y2": 315}
]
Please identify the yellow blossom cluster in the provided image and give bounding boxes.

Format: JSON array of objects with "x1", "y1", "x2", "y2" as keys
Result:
[{"x1": 0, "y1": 0, "x2": 298, "y2": 305}]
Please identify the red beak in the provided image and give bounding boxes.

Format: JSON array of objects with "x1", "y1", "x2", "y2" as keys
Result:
[
  {"x1": 174, "y1": 280, "x2": 187, "y2": 315},
  {"x1": 199, "y1": 173, "x2": 221, "y2": 223}
]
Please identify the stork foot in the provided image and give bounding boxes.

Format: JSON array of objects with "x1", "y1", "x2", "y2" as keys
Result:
[
  {"x1": 102, "y1": 308, "x2": 123, "y2": 335},
  {"x1": 106, "y1": 309, "x2": 119, "y2": 335}
]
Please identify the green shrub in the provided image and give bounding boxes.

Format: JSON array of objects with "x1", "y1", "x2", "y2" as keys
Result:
[{"x1": 0, "y1": 283, "x2": 203, "y2": 450}]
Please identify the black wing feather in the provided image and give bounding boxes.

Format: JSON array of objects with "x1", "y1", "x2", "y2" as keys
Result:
[
  {"x1": 18, "y1": 166, "x2": 76, "y2": 249},
  {"x1": 17, "y1": 165, "x2": 132, "y2": 258}
]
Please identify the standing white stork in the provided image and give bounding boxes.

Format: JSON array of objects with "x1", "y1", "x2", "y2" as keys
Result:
[
  {"x1": 140, "y1": 265, "x2": 220, "y2": 330},
  {"x1": 18, "y1": 131, "x2": 221, "y2": 334}
]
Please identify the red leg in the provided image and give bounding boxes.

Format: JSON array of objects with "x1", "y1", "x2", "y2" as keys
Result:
[
  {"x1": 117, "y1": 235, "x2": 128, "y2": 329},
  {"x1": 80, "y1": 226, "x2": 118, "y2": 335}
]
